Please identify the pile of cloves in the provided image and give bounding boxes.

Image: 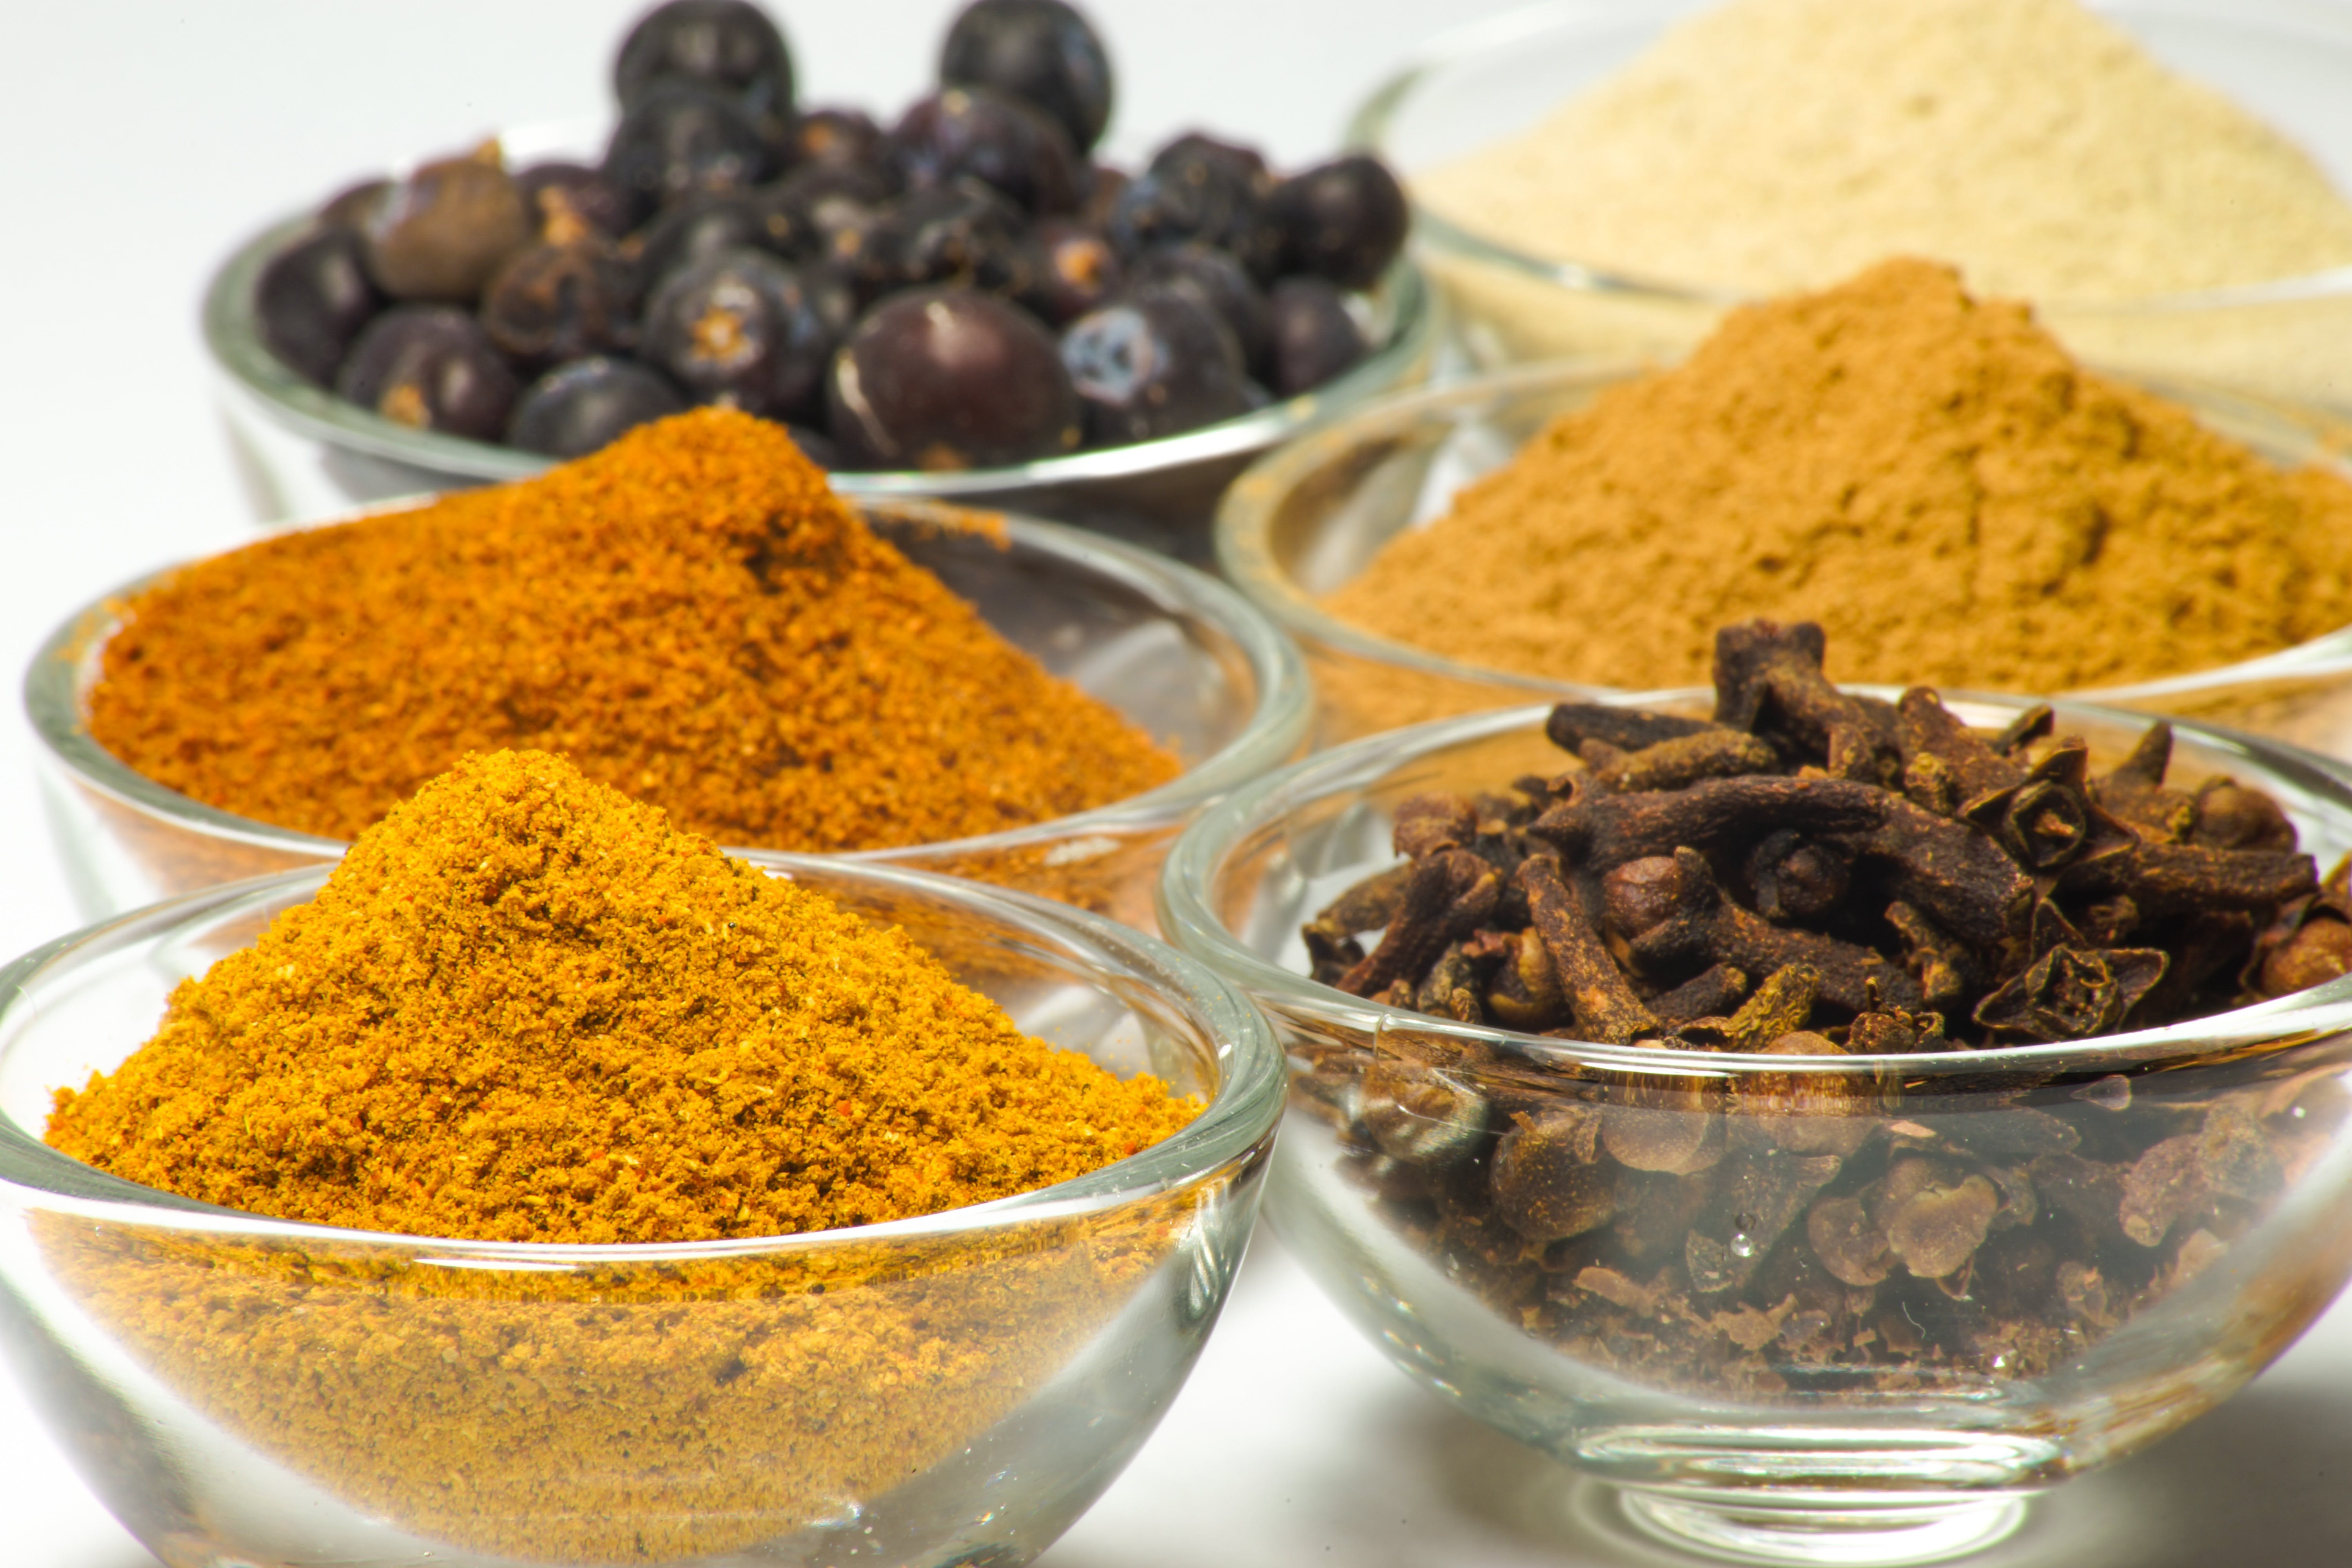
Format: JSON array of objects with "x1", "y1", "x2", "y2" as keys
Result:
[{"x1": 1294, "y1": 619, "x2": 2352, "y2": 1391}]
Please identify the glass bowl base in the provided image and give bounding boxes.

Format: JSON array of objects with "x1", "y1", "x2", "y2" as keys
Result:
[{"x1": 1619, "y1": 1491, "x2": 2029, "y2": 1567}]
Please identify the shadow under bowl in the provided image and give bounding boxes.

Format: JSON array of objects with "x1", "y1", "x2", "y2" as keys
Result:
[
  {"x1": 0, "y1": 857, "x2": 1284, "y2": 1568},
  {"x1": 1352, "y1": 0, "x2": 2352, "y2": 412},
  {"x1": 1214, "y1": 359, "x2": 2352, "y2": 754},
  {"x1": 1156, "y1": 691, "x2": 2352, "y2": 1565},
  {"x1": 26, "y1": 498, "x2": 1309, "y2": 927}
]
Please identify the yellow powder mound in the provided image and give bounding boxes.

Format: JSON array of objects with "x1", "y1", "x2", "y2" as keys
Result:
[{"x1": 46, "y1": 750, "x2": 1197, "y2": 1244}]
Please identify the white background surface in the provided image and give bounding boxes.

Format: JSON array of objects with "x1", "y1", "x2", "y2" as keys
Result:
[{"x1": 4, "y1": 3, "x2": 2352, "y2": 1564}]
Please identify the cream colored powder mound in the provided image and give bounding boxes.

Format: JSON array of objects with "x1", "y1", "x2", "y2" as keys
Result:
[{"x1": 1420, "y1": 0, "x2": 2352, "y2": 300}]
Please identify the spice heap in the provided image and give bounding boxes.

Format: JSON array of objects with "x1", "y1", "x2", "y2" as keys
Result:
[
  {"x1": 1293, "y1": 619, "x2": 2352, "y2": 1388},
  {"x1": 1324, "y1": 260, "x2": 2352, "y2": 693},
  {"x1": 87, "y1": 408, "x2": 1177, "y2": 850},
  {"x1": 1418, "y1": 0, "x2": 2352, "y2": 301},
  {"x1": 47, "y1": 748, "x2": 1197, "y2": 1243}
]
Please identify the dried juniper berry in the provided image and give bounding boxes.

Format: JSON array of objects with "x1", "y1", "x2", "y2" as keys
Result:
[
  {"x1": 1032, "y1": 220, "x2": 1123, "y2": 324},
  {"x1": 359, "y1": 147, "x2": 532, "y2": 304},
  {"x1": 1268, "y1": 154, "x2": 1410, "y2": 289},
  {"x1": 479, "y1": 226, "x2": 641, "y2": 369},
  {"x1": 639, "y1": 191, "x2": 811, "y2": 294},
  {"x1": 255, "y1": 226, "x2": 385, "y2": 385},
  {"x1": 513, "y1": 162, "x2": 633, "y2": 239},
  {"x1": 318, "y1": 178, "x2": 391, "y2": 231},
  {"x1": 507, "y1": 357, "x2": 687, "y2": 457},
  {"x1": 1128, "y1": 242, "x2": 1272, "y2": 375},
  {"x1": 336, "y1": 306, "x2": 520, "y2": 441},
  {"x1": 775, "y1": 162, "x2": 899, "y2": 267},
  {"x1": 1061, "y1": 285, "x2": 1250, "y2": 444},
  {"x1": 641, "y1": 247, "x2": 845, "y2": 421},
  {"x1": 1111, "y1": 132, "x2": 1281, "y2": 277},
  {"x1": 939, "y1": 0, "x2": 1114, "y2": 154},
  {"x1": 891, "y1": 86, "x2": 1082, "y2": 216},
  {"x1": 850, "y1": 179, "x2": 1045, "y2": 305},
  {"x1": 780, "y1": 107, "x2": 889, "y2": 173},
  {"x1": 604, "y1": 80, "x2": 773, "y2": 229},
  {"x1": 1265, "y1": 276, "x2": 1368, "y2": 396},
  {"x1": 827, "y1": 288, "x2": 1080, "y2": 470},
  {"x1": 613, "y1": 0, "x2": 795, "y2": 129}
]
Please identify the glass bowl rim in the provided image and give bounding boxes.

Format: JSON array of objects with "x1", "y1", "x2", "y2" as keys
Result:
[
  {"x1": 1156, "y1": 692, "x2": 2352, "y2": 1080},
  {"x1": 23, "y1": 496, "x2": 1312, "y2": 865},
  {"x1": 1212, "y1": 356, "x2": 2352, "y2": 706},
  {"x1": 1345, "y1": 0, "x2": 2352, "y2": 314},
  {"x1": 0, "y1": 857, "x2": 1289, "y2": 1260},
  {"x1": 202, "y1": 200, "x2": 1438, "y2": 493}
]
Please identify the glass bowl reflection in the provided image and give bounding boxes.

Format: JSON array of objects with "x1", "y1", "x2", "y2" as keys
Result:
[{"x1": 1156, "y1": 693, "x2": 2352, "y2": 1565}]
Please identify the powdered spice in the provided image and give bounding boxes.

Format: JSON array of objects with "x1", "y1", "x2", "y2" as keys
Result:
[
  {"x1": 1327, "y1": 259, "x2": 2352, "y2": 694},
  {"x1": 37, "y1": 750, "x2": 1218, "y2": 1563},
  {"x1": 45, "y1": 749, "x2": 1197, "y2": 1243},
  {"x1": 85, "y1": 408, "x2": 1178, "y2": 851}
]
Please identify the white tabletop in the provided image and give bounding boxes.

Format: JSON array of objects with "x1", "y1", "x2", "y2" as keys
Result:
[{"x1": 5, "y1": 4, "x2": 2352, "y2": 1564}]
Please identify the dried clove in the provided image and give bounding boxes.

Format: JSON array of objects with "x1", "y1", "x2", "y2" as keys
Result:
[{"x1": 1289, "y1": 617, "x2": 2344, "y2": 1400}]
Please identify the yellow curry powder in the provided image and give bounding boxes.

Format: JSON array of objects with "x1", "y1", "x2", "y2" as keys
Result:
[
  {"x1": 46, "y1": 748, "x2": 1198, "y2": 1241},
  {"x1": 38, "y1": 750, "x2": 1213, "y2": 1563},
  {"x1": 85, "y1": 408, "x2": 1178, "y2": 851}
]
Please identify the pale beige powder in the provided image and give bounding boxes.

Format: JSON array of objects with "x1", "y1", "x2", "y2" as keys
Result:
[{"x1": 1421, "y1": 0, "x2": 2352, "y2": 300}]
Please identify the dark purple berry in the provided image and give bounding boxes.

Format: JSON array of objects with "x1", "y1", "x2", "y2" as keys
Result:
[
  {"x1": 1033, "y1": 220, "x2": 1122, "y2": 324},
  {"x1": 639, "y1": 190, "x2": 812, "y2": 291},
  {"x1": 336, "y1": 307, "x2": 520, "y2": 441},
  {"x1": 774, "y1": 162, "x2": 899, "y2": 266},
  {"x1": 1128, "y1": 243, "x2": 1271, "y2": 376},
  {"x1": 891, "y1": 87, "x2": 1081, "y2": 216},
  {"x1": 1109, "y1": 133, "x2": 1280, "y2": 277},
  {"x1": 255, "y1": 227, "x2": 385, "y2": 385},
  {"x1": 780, "y1": 107, "x2": 889, "y2": 173},
  {"x1": 614, "y1": 0, "x2": 794, "y2": 125},
  {"x1": 826, "y1": 288, "x2": 1079, "y2": 469},
  {"x1": 850, "y1": 179, "x2": 1044, "y2": 306},
  {"x1": 514, "y1": 162, "x2": 633, "y2": 239},
  {"x1": 1266, "y1": 276, "x2": 1368, "y2": 396},
  {"x1": 359, "y1": 149, "x2": 532, "y2": 303},
  {"x1": 1269, "y1": 155, "x2": 1410, "y2": 290},
  {"x1": 479, "y1": 235, "x2": 642, "y2": 368},
  {"x1": 1061, "y1": 286, "x2": 1249, "y2": 445},
  {"x1": 939, "y1": 0, "x2": 1114, "y2": 154},
  {"x1": 641, "y1": 248, "x2": 844, "y2": 421},
  {"x1": 508, "y1": 357, "x2": 687, "y2": 457},
  {"x1": 604, "y1": 81, "x2": 773, "y2": 229}
]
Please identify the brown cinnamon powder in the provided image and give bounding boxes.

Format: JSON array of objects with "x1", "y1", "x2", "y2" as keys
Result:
[{"x1": 1326, "y1": 259, "x2": 2352, "y2": 694}]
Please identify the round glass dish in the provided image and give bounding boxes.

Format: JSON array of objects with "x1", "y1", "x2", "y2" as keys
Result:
[
  {"x1": 1351, "y1": 0, "x2": 2352, "y2": 411},
  {"x1": 1157, "y1": 694, "x2": 2352, "y2": 1566},
  {"x1": 201, "y1": 123, "x2": 1439, "y2": 560},
  {"x1": 0, "y1": 857, "x2": 1284, "y2": 1568},
  {"x1": 1214, "y1": 359, "x2": 2352, "y2": 752},
  {"x1": 26, "y1": 497, "x2": 1308, "y2": 927}
]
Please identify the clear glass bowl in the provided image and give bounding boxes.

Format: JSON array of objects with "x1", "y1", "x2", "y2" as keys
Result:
[
  {"x1": 1215, "y1": 360, "x2": 2352, "y2": 753},
  {"x1": 25, "y1": 497, "x2": 1308, "y2": 927},
  {"x1": 1156, "y1": 694, "x2": 2352, "y2": 1566},
  {"x1": 201, "y1": 122, "x2": 1440, "y2": 560},
  {"x1": 1352, "y1": 0, "x2": 2352, "y2": 412},
  {"x1": 0, "y1": 857, "x2": 1284, "y2": 1568}
]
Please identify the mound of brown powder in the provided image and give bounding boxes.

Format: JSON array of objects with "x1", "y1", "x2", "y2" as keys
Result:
[
  {"x1": 1326, "y1": 258, "x2": 2352, "y2": 693},
  {"x1": 89, "y1": 408, "x2": 1178, "y2": 849}
]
